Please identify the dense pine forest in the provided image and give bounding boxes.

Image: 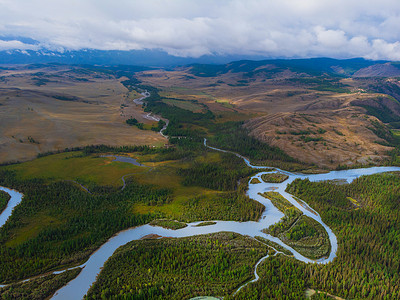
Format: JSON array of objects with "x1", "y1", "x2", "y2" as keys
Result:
[
  {"x1": 0, "y1": 137, "x2": 265, "y2": 285},
  {"x1": 285, "y1": 173, "x2": 400, "y2": 299},
  {"x1": 0, "y1": 190, "x2": 10, "y2": 213},
  {"x1": 86, "y1": 232, "x2": 272, "y2": 299},
  {"x1": 0, "y1": 268, "x2": 81, "y2": 300},
  {"x1": 178, "y1": 152, "x2": 257, "y2": 191},
  {"x1": 0, "y1": 171, "x2": 162, "y2": 282}
]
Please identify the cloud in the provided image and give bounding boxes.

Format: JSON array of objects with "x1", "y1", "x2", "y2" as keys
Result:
[
  {"x1": 0, "y1": 0, "x2": 399, "y2": 60},
  {"x1": 0, "y1": 39, "x2": 39, "y2": 51}
]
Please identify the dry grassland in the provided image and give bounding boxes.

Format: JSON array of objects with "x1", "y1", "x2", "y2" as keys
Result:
[
  {"x1": 0, "y1": 66, "x2": 165, "y2": 163},
  {"x1": 137, "y1": 68, "x2": 393, "y2": 168}
]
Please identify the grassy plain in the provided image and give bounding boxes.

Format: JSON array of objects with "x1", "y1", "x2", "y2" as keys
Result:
[
  {"x1": 162, "y1": 98, "x2": 204, "y2": 112},
  {"x1": 0, "y1": 65, "x2": 165, "y2": 164},
  {"x1": 5, "y1": 152, "x2": 143, "y2": 186},
  {"x1": 4, "y1": 148, "x2": 263, "y2": 223}
]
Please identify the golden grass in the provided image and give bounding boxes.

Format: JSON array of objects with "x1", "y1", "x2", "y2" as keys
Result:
[
  {"x1": 347, "y1": 197, "x2": 360, "y2": 209},
  {"x1": 6, "y1": 152, "x2": 145, "y2": 186},
  {"x1": 136, "y1": 69, "x2": 394, "y2": 168},
  {"x1": 5, "y1": 146, "x2": 227, "y2": 220},
  {"x1": 0, "y1": 67, "x2": 166, "y2": 164},
  {"x1": 127, "y1": 90, "x2": 142, "y2": 100},
  {"x1": 250, "y1": 178, "x2": 261, "y2": 184},
  {"x1": 162, "y1": 98, "x2": 204, "y2": 112}
]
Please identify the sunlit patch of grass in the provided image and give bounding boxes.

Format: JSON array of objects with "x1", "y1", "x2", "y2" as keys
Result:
[
  {"x1": 6, "y1": 212, "x2": 64, "y2": 247},
  {"x1": 261, "y1": 173, "x2": 289, "y2": 183},
  {"x1": 131, "y1": 179, "x2": 220, "y2": 221},
  {"x1": 347, "y1": 196, "x2": 360, "y2": 209},
  {"x1": 162, "y1": 98, "x2": 204, "y2": 113},
  {"x1": 5, "y1": 152, "x2": 144, "y2": 186},
  {"x1": 215, "y1": 99, "x2": 235, "y2": 109},
  {"x1": 194, "y1": 151, "x2": 222, "y2": 164},
  {"x1": 127, "y1": 90, "x2": 142, "y2": 100},
  {"x1": 149, "y1": 219, "x2": 187, "y2": 230},
  {"x1": 250, "y1": 178, "x2": 261, "y2": 184},
  {"x1": 214, "y1": 111, "x2": 254, "y2": 123}
]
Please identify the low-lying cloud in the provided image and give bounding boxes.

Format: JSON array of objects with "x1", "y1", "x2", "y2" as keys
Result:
[{"x1": 0, "y1": 0, "x2": 399, "y2": 60}]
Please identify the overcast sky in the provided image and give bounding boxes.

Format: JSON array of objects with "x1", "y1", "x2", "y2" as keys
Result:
[{"x1": 0, "y1": 0, "x2": 399, "y2": 60}]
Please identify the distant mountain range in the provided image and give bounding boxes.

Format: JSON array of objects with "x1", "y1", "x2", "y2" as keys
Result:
[
  {"x1": 0, "y1": 48, "x2": 399, "y2": 77},
  {"x1": 0, "y1": 48, "x2": 270, "y2": 68},
  {"x1": 188, "y1": 58, "x2": 400, "y2": 78}
]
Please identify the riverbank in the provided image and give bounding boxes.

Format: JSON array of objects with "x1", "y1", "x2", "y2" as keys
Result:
[{"x1": 2, "y1": 143, "x2": 400, "y2": 299}]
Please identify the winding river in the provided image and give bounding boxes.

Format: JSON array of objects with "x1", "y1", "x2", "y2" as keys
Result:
[
  {"x1": 1, "y1": 142, "x2": 400, "y2": 299},
  {"x1": 0, "y1": 187, "x2": 23, "y2": 228}
]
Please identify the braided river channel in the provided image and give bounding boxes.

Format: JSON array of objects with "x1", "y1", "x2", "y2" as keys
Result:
[{"x1": 1, "y1": 141, "x2": 400, "y2": 299}]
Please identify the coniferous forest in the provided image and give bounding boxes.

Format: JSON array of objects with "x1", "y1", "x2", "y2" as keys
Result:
[{"x1": 2, "y1": 63, "x2": 400, "y2": 300}]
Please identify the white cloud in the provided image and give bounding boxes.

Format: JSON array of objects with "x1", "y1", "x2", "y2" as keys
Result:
[
  {"x1": 368, "y1": 39, "x2": 400, "y2": 60},
  {"x1": 0, "y1": 39, "x2": 38, "y2": 50},
  {"x1": 0, "y1": 0, "x2": 399, "y2": 60},
  {"x1": 315, "y1": 27, "x2": 347, "y2": 48}
]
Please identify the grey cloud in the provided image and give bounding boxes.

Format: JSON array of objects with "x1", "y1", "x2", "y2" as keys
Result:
[{"x1": 0, "y1": 0, "x2": 399, "y2": 60}]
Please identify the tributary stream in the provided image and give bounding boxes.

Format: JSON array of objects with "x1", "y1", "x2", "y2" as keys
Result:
[{"x1": 1, "y1": 142, "x2": 400, "y2": 299}]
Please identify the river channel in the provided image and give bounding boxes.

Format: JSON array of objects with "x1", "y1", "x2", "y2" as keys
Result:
[{"x1": 1, "y1": 143, "x2": 400, "y2": 299}]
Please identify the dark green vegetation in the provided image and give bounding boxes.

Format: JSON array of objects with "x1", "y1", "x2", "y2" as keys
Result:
[
  {"x1": 231, "y1": 255, "x2": 308, "y2": 300},
  {"x1": 208, "y1": 122, "x2": 309, "y2": 171},
  {"x1": 0, "y1": 170, "x2": 164, "y2": 283},
  {"x1": 195, "y1": 221, "x2": 217, "y2": 227},
  {"x1": 149, "y1": 219, "x2": 187, "y2": 230},
  {"x1": 250, "y1": 178, "x2": 261, "y2": 184},
  {"x1": 126, "y1": 118, "x2": 165, "y2": 132},
  {"x1": 0, "y1": 190, "x2": 11, "y2": 213},
  {"x1": 126, "y1": 117, "x2": 145, "y2": 130},
  {"x1": 0, "y1": 130, "x2": 264, "y2": 284},
  {"x1": 151, "y1": 119, "x2": 166, "y2": 132},
  {"x1": 284, "y1": 216, "x2": 330, "y2": 260},
  {"x1": 86, "y1": 232, "x2": 270, "y2": 299},
  {"x1": 254, "y1": 236, "x2": 292, "y2": 256},
  {"x1": 288, "y1": 77, "x2": 350, "y2": 93},
  {"x1": 178, "y1": 152, "x2": 257, "y2": 191},
  {"x1": 260, "y1": 192, "x2": 330, "y2": 259},
  {"x1": 189, "y1": 58, "x2": 384, "y2": 78},
  {"x1": 131, "y1": 85, "x2": 214, "y2": 138},
  {"x1": 283, "y1": 172, "x2": 400, "y2": 299},
  {"x1": 181, "y1": 190, "x2": 264, "y2": 223},
  {"x1": 0, "y1": 268, "x2": 81, "y2": 300},
  {"x1": 260, "y1": 173, "x2": 289, "y2": 183},
  {"x1": 260, "y1": 192, "x2": 302, "y2": 236}
]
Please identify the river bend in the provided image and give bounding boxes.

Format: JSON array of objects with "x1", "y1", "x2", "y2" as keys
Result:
[{"x1": 1, "y1": 144, "x2": 400, "y2": 299}]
